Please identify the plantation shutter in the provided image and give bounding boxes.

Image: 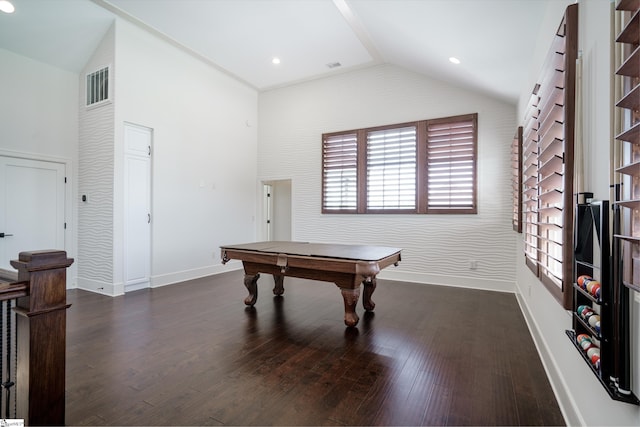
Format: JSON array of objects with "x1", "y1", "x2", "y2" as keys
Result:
[
  {"x1": 512, "y1": 126, "x2": 523, "y2": 232},
  {"x1": 519, "y1": 4, "x2": 576, "y2": 310},
  {"x1": 366, "y1": 126, "x2": 417, "y2": 211},
  {"x1": 322, "y1": 133, "x2": 358, "y2": 212},
  {"x1": 426, "y1": 114, "x2": 477, "y2": 213},
  {"x1": 522, "y1": 90, "x2": 540, "y2": 275}
]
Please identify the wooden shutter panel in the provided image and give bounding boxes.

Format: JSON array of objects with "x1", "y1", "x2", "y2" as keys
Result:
[
  {"x1": 366, "y1": 126, "x2": 417, "y2": 211},
  {"x1": 322, "y1": 133, "x2": 358, "y2": 212},
  {"x1": 523, "y1": 90, "x2": 540, "y2": 275},
  {"x1": 512, "y1": 126, "x2": 523, "y2": 232},
  {"x1": 426, "y1": 114, "x2": 477, "y2": 213}
]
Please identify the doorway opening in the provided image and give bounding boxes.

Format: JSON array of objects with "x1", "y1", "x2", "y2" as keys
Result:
[
  {"x1": 0, "y1": 155, "x2": 66, "y2": 277},
  {"x1": 261, "y1": 180, "x2": 291, "y2": 241}
]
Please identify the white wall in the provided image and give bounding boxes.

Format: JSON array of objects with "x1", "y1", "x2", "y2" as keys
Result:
[
  {"x1": 518, "y1": 0, "x2": 575, "y2": 121},
  {"x1": 0, "y1": 47, "x2": 79, "y2": 283},
  {"x1": 78, "y1": 25, "x2": 115, "y2": 293},
  {"x1": 258, "y1": 64, "x2": 518, "y2": 292},
  {"x1": 114, "y1": 18, "x2": 259, "y2": 289},
  {"x1": 516, "y1": 1, "x2": 640, "y2": 425}
]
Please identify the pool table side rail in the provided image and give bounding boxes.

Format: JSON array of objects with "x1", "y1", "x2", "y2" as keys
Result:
[
  {"x1": 220, "y1": 242, "x2": 401, "y2": 261},
  {"x1": 220, "y1": 247, "x2": 401, "y2": 278}
]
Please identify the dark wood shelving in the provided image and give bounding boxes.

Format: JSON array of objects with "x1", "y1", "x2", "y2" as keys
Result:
[
  {"x1": 621, "y1": 279, "x2": 640, "y2": 293},
  {"x1": 614, "y1": 198, "x2": 640, "y2": 209},
  {"x1": 615, "y1": 121, "x2": 640, "y2": 143},
  {"x1": 617, "y1": 0, "x2": 640, "y2": 12},
  {"x1": 614, "y1": 233, "x2": 640, "y2": 243},
  {"x1": 609, "y1": 0, "x2": 640, "y2": 403},
  {"x1": 616, "y1": 160, "x2": 640, "y2": 175},
  {"x1": 616, "y1": 9, "x2": 639, "y2": 44},
  {"x1": 616, "y1": 45, "x2": 640, "y2": 77},
  {"x1": 615, "y1": 83, "x2": 640, "y2": 110}
]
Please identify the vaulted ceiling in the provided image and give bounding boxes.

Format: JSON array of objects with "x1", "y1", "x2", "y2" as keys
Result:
[{"x1": 0, "y1": 0, "x2": 556, "y2": 104}]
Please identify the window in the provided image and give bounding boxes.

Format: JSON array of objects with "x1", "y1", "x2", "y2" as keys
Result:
[
  {"x1": 426, "y1": 115, "x2": 477, "y2": 213},
  {"x1": 322, "y1": 113, "x2": 477, "y2": 214},
  {"x1": 86, "y1": 66, "x2": 110, "y2": 107},
  {"x1": 322, "y1": 133, "x2": 358, "y2": 211},
  {"x1": 366, "y1": 125, "x2": 417, "y2": 210},
  {"x1": 520, "y1": 4, "x2": 577, "y2": 310}
]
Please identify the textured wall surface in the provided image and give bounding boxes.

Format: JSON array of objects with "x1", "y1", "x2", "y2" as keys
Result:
[
  {"x1": 258, "y1": 64, "x2": 518, "y2": 292},
  {"x1": 78, "y1": 25, "x2": 115, "y2": 290}
]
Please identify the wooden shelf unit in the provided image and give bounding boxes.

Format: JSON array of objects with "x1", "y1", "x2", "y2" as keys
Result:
[
  {"x1": 614, "y1": 0, "x2": 640, "y2": 293},
  {"x1": 601, "y1": 0, "x2": 640, "y2": 404}
]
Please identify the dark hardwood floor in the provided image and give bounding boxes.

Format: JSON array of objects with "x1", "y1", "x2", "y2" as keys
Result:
[{"x1": 65, "y1": 271, "x2": 565, "y2": 426}]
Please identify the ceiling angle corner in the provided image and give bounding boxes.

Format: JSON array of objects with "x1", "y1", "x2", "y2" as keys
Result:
[{"x1": 332, "y1": 0, "x2": 383, "y2": 64}]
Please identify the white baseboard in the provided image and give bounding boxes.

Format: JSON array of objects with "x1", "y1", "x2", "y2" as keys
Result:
[
  {"x1": 151, "y1": 260, "x2": 242, "y2": 289},
  {"x1": 515, "y1": 291, "x2": 582, "y2": 427},
  {"x1": 147, "y1": 265, "x2": 515, "y2": 294},
  {"x1": 76, "y1": 277, "x2": 123, "y2": 296},
  {"x1": 75, "y1": 266, "x2": 514, "y2": 298},
  {"x1": 74, "y1": 263, "x2": 243, "y2": 296},
  {"x1": 380, "y1": 270, "x2": 516, "y2": 293}
]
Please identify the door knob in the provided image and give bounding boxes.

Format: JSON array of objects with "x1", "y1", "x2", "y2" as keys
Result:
[{"x1": 0, "y1": 233, "x2": 13, "y2": 238}]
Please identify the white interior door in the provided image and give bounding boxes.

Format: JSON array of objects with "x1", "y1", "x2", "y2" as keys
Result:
[
  {"x1": 124, "y1": 123, "x2": 152, "y2": 292},
  {"x1": 0, "y1": 156, "x2": 65, "y2": 272}
]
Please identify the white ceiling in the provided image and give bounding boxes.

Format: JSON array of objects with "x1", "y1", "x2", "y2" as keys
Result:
[{"x1": 0, "y1": 0, "x2": 555, "y2": 104}]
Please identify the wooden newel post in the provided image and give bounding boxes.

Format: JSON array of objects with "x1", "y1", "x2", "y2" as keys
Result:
[{"x1": 10, "y1": 250, "x2": 74, "y2": 426}]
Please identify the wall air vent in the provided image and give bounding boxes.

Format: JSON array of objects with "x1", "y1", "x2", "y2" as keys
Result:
[{"x1": 86, "y1": 66, "x2": 110, "y2": 107}]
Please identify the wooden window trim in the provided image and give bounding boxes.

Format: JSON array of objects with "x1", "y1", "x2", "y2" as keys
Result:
[{"x1": 321, "y1": 113, "x2": 478, "y2": 214}]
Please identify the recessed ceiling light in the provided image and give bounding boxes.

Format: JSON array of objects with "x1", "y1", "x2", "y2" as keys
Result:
[
  {"x1": 0, "y1": 0, "x2": 15, "y2": 13},
  {"x1": 449, "y1": 57, "x2": 461, "y2": 65},
  {"x1": 272, "y1": 57, "x2": 281, "y2": 65}
]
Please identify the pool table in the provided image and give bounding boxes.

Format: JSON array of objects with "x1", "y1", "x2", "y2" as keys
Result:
[{"x1": 220, "y1": 241, "x2": 402, "y2": 327}]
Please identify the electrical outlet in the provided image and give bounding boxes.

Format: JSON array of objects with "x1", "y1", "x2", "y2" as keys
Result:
[{"x1": 470, "y1": 260, "x2": 478, "y2": 270}]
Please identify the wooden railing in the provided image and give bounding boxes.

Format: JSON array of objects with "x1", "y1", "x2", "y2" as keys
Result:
[{"x1": 0, "y1": 250, "x2": 73, "y2": 426}]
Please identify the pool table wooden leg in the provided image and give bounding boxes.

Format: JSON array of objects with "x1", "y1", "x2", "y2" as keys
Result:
[
  {"x1": 273, "y1": 274, "x2": 284, "y2": 296},
  {"x1": 340, "y1": 288, "x2": 360, "y2": 327},
  {"x1": 243, "y1": 273, "x2": 260, "y2": 306},
  {"x1": 362, "y1": 277, "x2": 376, "y2": 311}
]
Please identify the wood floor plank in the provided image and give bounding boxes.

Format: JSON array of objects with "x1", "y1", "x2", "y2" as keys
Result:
[{"x1": 65, "y1": 271, "x2": 564, "y2": 426}]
